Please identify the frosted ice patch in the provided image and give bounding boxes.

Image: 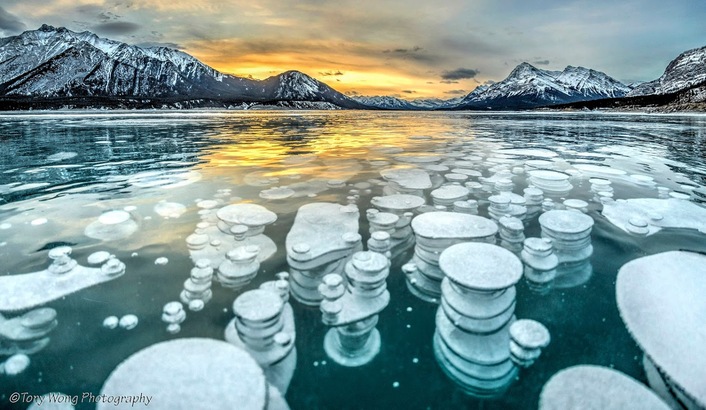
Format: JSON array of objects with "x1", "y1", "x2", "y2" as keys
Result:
[
  {"x1": 380, "y1": 168, "x2": 433, "y2": 190},
  {"x1": 98, "y1": 338, "x2": 276, "y2": 410},
  {"x1": 573, "y1": 163, "x2": 627, "y2": 177},
  {"x1": 31, "y1": 218, "x2": 48, "y2": 226},
  {"x1": 47, "y1": 152, "x2": 78, "y2": 162},
  {"x1": 602, "y1": 198, "x2": 706, "y2": 236},
  {"x1": 0, "y1": 222, "x2": 11, "y2": 229},
  {"x1": 617, "y1": 251, "x2": 706, "y2": 407},
  {"x1": 539, "y1": 365, "x2": 669, "y2": 410}
]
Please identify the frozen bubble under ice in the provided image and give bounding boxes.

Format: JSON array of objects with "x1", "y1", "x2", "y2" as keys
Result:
[
  {"x1": 119, "y1": 314, "x2": 138, "y2": 330},
  {"x1": 31, "y1": 218, "x2": 48, "y2": 226},
  {"x1": 539, "y1": 365, "x2": 669, "y2": 410},
  {"x1": 98, "y1": 210, "x2": 131, "y2": 225},
  {"x1": 188, "y1": 299, "x2": 205, "y2": 312},
  {"x1": 154, "y1": 202, "x2": 187, "y2": 218},
  {"x1": 87, "y1": 251, "x2": 112, "y2": 265},
  {"x1": 617, "y1": 251, "x2": 706, "y2": 407},
  {"x1": 2, "y1": 353, "x2": 30, "y2": 376},
  {"x1": 259, "y1": 186, "x2": 295, "y2": 200},
  {"x1": 155, "y1": 257, "x2": 169, "y2": 265},
  {"x1": 196, "y1": 199, "x2": 219, "y2": 209},
  {"x1": 103, "y1": 316, "x2": 119, "y2": 329}
]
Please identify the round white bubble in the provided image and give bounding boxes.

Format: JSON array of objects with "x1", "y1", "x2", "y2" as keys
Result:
[
  {"x1": 31, "y1": 218, "x2": 48, "y2": 226},
  {"x1": 119, "y1": 314, "x2": 139, "y2": 330},
  {"x1": 103, "y1": 316, "x2": 119, "y2": 329},
  {"x1": 87, "y1": 251, "x2": 112, "y2": 265},
  {"x1": 3, "y1": 353, "x2": 30, "y2": 376},
  {"x1": 98, "y1": 210, "x2": 131, "y2": 225}
]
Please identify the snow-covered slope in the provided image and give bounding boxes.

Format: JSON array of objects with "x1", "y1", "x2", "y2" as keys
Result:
[
  {"x1": 351, "y1": 95, "x2": 419, "y2": 109},
  {"x1": 0, "y1": 25, "x2": 363, "y2": 108},
  {"x1": 409, "y1": 96, "x2": 465, "y2": 110},
  {"x1": 351, "y1": 95, "x2": 463, "y2": 110},
  {"x1": 628, "y1": 45, "x2": 706, "y2": 97},
  {"x1": 456, "y1": 63, "x2": 630, "y2": 109}
]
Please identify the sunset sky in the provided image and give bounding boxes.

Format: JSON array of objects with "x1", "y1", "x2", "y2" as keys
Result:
[{"x1": 1, "y1": 0, "x2": 705, "y2": 98}]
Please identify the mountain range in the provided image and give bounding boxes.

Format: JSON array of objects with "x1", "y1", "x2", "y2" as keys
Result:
[
  {"x1": 454, "y1": 64, "x2": 632, "y2": 109},
  {"x1": 0, "y1": 25, "x2": 704, "y2": 111},
  {"x1": 0, "y1": 25, "x2": 367, "y2": 109}
]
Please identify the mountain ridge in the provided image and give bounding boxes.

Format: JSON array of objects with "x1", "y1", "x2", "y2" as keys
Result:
[
  {"x1": 0, "y1": 25, "x2": 368, "y2": 109},
  {"x1": 455, "y1": 63, "x2": 631, "y2": 110}
]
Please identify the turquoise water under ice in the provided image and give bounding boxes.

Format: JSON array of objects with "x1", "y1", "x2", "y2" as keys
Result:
[{"x1": 1, "y1": 110, "x2": 705, "y2": 409}]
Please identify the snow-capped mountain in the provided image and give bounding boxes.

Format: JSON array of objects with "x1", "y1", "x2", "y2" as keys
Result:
[
  {"x1": 409, "y1": 96, "x2": 465, "y2": 109},
  {"x1": 350, "y1": 95, "x2": 420, "y2": 110},
  {"x1": 351, "y1": 94, "x2": 463, "y2": 110},
  {"x1": 628, "y1": 45, "x2": 706, "y2": 97},
  {"x1": 261, "y1": 71, "x2": 366, "y2": 108},
  {"x1": 0, "y1": 25, "x2": 365, "y2": 109},
  {"x1": 456, "y1": 63, "x2": 630, "y2": 109}
]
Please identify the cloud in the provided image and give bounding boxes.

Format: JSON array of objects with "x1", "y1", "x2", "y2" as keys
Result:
[
  {"x1": 440, "y1": 80, "x2": 459, "y2": 84},
  {"x1": 319, "y1": 70, "x2": 344, "y2": 76},
  {"x1": 344, "y1": 90, "x2": 360, "y2": 96},
  {"x1": 444, "y1": 89, "x2": 467, "y2": 95},
  {"x1": 402, "y1": 89, "x2": 416, "y2": 94},
  {"x1": 441, "y1": 68, "x2": 480, "y2": 80},
  {"x1": 92, "y1": 21, "x2": 141, "y2": 36},
  {"x1": 383, "y1": 46, "x2": 422, "y2": 54},
  {"x1": 533, "y1": 59, "x2": 550, "y2": 65},
  {"x1": 135, "y1": 41, "x2": 183, "y2": 49},
  {"x1": 0, "y1": 6, "x2": 26, "y2": 34}
]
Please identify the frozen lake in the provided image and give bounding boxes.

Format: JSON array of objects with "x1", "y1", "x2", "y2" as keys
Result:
[{"x1": 1, "y1": 110, "x2": 705, "y2": 409}]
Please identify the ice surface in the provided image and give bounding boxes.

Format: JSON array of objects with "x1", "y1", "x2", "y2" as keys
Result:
[
  {"x1": 539, "y1": 365, "x2": 669, "y2": 410},
  {"x1": 573, "y1": 163, "x2": 627, "y2": 177},
  {"x1": 602, "y1": 198, "x2": 706, "y2": 235},
  {"x1": 46, "y1": 152, "x2": 78, "y2": 161},
  {"x1": 616, "y1": 251, "x2": 706, "y2": 407}
]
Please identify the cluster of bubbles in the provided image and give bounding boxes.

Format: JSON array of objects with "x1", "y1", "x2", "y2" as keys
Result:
[{"x1": 2, "y1": 132, "x2": 705, "y2": 409}]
